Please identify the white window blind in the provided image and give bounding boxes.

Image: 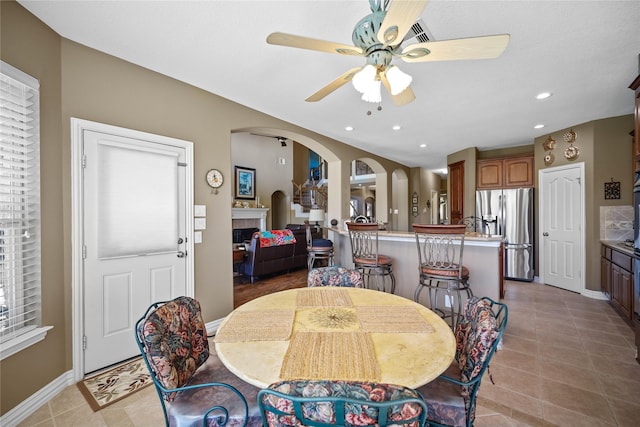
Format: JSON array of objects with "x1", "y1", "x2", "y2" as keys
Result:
[{"x1": 0, "y1": 61, "x2": 42, "y2": 346}]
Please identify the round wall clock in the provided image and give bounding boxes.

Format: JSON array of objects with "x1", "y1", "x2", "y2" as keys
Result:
[{"x1": 206, "y1": 169, "x2": 224, "y2": 188}]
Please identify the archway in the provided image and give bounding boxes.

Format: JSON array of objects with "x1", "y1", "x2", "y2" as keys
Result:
[{"x1": 271, "y1": 190, "x2": 288, "y2": 229}]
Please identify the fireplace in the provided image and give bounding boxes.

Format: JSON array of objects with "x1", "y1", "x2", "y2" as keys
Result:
[{"x1": 231, "y1": 207, "x2": 269, "y2": 231}]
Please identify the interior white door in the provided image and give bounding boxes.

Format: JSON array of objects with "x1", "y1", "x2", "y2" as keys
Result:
[
  {"x1": 539, "y1": 163, "x2": 584, "y2": 293},
  {"x1": 82, "y1": 130, "x2": 188, "y2": 373}
]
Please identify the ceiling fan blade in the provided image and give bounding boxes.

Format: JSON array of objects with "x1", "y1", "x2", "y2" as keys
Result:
[
  {"x1": 377, "y1": 0, "x2": 429, "y2": 46},
  {"x1": 267, "y1": 32, "x2": 363, "y2": 56},
  {"x1": 305, "y1": 67, "x2": 363, "y2": 102},
  {"x1": 401, "y1": 34, "x2": 510, "y2": 62},
  {"x1": 380, "y1": 71, "x2": 416, "y2": 106}
]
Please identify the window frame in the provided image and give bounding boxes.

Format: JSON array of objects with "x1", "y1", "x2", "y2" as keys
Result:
[{"x1": 0, "y1": 60, "x2": 51, "y2": 360}]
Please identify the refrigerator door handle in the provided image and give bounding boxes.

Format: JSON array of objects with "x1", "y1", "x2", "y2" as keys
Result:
[{"x1": 505, "y1": 243, "x2": 532, "y2": 250}]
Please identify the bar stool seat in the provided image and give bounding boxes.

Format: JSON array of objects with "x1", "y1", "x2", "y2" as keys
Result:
[
  {"x1": 346, "y1": 221, "x2": 395, "y2": 293},
  {"x1": 413, "y1": 224, "x2": 473, "y2": 329},
  {"x1": 305, "y1": 221, "x2": 334, "y2": 270}
]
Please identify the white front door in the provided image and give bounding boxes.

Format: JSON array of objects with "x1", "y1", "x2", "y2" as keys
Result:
[
  {"x1": 539, "y1": 163, "x2": 585, "y2": 293},
  {"x1": 81, "y1": 127, "x2": 191, "y2": 373}
]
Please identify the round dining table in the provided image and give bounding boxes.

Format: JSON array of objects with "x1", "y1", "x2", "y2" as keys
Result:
[{"x1": 214, "y1": 286, "x2": 456, "y2": 389}]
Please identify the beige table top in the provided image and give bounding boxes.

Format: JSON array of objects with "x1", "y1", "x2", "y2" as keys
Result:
[{"x1": 214, "y1": 287, "x2": 456, "y2": 389}]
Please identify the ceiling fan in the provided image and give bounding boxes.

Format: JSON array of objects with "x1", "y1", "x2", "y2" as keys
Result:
[
  {"x1": 251, "y1": 133, "x2": 288, "y2": 147},
  {"x1": 267, "y1": 0, "x2": 509, "y2": 106}
]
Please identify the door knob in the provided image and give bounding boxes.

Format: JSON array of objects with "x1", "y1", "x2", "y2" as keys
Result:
[
  {"x1": 543, "y1": 232, "x2": 549, "y2": 236},
  {"x1": 177, "y1": 251, "x2": 186, "y2": 258}
]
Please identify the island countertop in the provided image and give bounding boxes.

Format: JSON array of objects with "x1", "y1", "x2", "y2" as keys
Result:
[{"x1": 328, "y1": 227, "x2": 504, "y2": 301}]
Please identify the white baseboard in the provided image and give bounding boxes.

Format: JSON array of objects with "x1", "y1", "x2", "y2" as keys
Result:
[
  {"x1": 206, "y1": 318, "x2": 224, "y2": 336},
  {"x1": 581, "y1": 289, "x2": 609, "y2": 300},
  {"x1": 1, "y1": 370, "x2": 75, "y2": 427}
]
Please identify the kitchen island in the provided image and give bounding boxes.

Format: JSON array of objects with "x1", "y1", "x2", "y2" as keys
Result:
[{"x1": 328, "y1": 227, "x2": 504, "y2": 302}]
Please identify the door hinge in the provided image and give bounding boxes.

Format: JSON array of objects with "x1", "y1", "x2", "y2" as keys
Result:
[
  {"x1": 82, "y1": 245, "x2": 87, "y2": 259},
  {"x1": 82, "y1": 335, "x2": 87, "y2": 350},
  {"x1": 177, "y1": 162, "x2": 187, "y2": 167},
  {"x1": 81, "y1": 154, "x2": 87, "y2": 168}
]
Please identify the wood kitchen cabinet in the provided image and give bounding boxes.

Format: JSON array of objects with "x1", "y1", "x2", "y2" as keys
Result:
[
  {"x1": 601, "y1": 243, "x2": 634, "y2": 320},
  {"x1": 630, "y1": 74, "x2": 640, "y2": 169},
  {"x1": 449, "y1": 160, "x2": 464, "y2": 225},
  {"x1": 477, "y1": 155, "x2": 533, "y2": 189}
]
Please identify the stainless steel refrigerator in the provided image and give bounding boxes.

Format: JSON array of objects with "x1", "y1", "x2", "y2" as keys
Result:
[{"x1": 476, "y1": 188, "x2": 534, "y2": 281}]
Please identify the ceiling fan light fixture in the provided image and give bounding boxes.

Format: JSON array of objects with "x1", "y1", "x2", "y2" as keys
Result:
[
  {"x1": 361, "y1": 80, "x2": 382, "y2": 103},
  {"x1": 386, "y1": 65, "x2": 412, "y2": 95},
  {"x1": 352, "y1": 64, "x2": 377, "y2": 93}
]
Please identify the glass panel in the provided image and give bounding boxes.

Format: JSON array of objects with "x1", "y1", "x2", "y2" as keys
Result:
[{"x1": 97, "y1": 143, "x2": 178, "y2": 258}]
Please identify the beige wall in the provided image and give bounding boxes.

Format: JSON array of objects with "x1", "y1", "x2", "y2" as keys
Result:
[
  {"x1": 1, "y1": 0, "x2": 66, "y2": 413},
  {"x1": 409, "y1": 167, "x2": 442, "y2": 225},
  {"x1": 0, "y1": 1, "x2": 409, "y2": 415}
]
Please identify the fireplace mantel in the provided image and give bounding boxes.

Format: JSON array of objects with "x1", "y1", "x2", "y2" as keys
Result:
[{"x1": 232, "y1": 208, "x2": 269, "y2": 231}]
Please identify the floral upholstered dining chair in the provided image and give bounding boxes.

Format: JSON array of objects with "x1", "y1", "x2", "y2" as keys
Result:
[
  {"x1": 258, "y1": 380, "x2": 428, "y2": 427},
  {"x1": 135, "y1": 296, "x2": 262, "y2": 426},
  {"x1": 416, "y1": 296, "x2": 508, "y2": 427},
  {"x1": 307, "y1": 266, "x2": 364, "y2": 288}
]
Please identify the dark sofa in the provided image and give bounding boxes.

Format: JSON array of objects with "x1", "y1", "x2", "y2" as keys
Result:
[{"x1": 239, "y1": 225, "x2": 320, "y2": 283}]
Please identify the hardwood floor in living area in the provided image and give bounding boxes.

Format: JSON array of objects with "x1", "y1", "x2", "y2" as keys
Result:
[
  {"x1": 233, "y1": 268, "x2": 308, "y2": 308},
  {"x1": 16, "y1": 272, "x2": 640, "y2": 427}
]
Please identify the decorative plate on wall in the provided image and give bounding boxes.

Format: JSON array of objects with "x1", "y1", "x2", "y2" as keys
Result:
[
  {"x1": 544, "y1": 152, "x2": 555, "y2": 166},
  {"x1": 543, "y1": 136, "x2": 556, "y2": 151},
  {"x1": 562, "y1": 129, "x2": 577, "y2": 143},
  {"x1": 563, "y1": 145, "x2": 579, "y2": 161}
]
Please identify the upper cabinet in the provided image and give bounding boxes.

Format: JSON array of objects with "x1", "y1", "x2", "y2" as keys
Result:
[{"x1": 477, "y1": 155, "x2": 534, "y2": 189}]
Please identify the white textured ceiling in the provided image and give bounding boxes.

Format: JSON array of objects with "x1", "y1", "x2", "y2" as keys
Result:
[{"x1": 18, "y1": 0, "x2": 640, "y2": 171}]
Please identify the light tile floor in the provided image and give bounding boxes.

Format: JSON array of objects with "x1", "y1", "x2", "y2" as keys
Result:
[{"x1": 16, "y1": 281, "x2": 640, "y2": 426}]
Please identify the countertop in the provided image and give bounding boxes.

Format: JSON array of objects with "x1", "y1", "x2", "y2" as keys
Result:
[
  {"x1": 601, "y1": 240, "x2": 637, "y2": 258},
  {"x1": 328, "y1": 227, "x2": 504, "y2": 243}
]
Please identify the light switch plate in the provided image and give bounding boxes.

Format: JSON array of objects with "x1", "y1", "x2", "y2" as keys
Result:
[
  {"x1": 194, "y1": 205, "x2": 206, "y2": 217},
  {"x1": 194, "y1": 218, "x2": 206, "y2": 230},
  {"x1": 194, "y1": 231, "x2": 202, "y2": 244}
]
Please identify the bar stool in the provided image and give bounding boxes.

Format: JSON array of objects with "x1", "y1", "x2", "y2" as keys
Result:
[
  {"x1": 305, "y1": 220, "x2": 334, "y2": 270},
  {"x1": 413, "y1": 224, "x2": 473, "y2": 329},
  {"x1": 346, "y1": 222, "x2": 395, "y2": 293}
]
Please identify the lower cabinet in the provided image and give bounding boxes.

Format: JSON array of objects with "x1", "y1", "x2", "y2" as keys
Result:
[{"x1": 601, "y1": 244, "x2": 634, "y2": 320}]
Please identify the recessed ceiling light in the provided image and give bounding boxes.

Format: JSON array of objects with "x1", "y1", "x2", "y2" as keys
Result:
[
  {"x1": 536, "y1": 92, "x2": 552, "y2": 100},
  {"x1": 419, "y1": 144, "x2": 427, "y2": 148},
  {"x1": 534, "y1": 124, "x2": 545, "y2": 129},
  {"x1": 345, "y1": 126, "x2": 354, "y2": 131},
  {"x1": 392, "y1": 125, "x2": 401, "y2": 130}
]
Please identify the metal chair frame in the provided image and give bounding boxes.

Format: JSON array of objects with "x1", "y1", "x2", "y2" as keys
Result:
[
  {"x1": 346, "y1": 222, "x2": 396, "y2": 293},
  {"x1": 422, "y1": 297, "x2": 508, "y2": 427},
  {"x1": 258, "y1": 382, "x2": 427, "y2": 427},
  {"x1": 413, "y1": 224, "x2": 473, "y2": 329},
  {"x1": 305, "y1": 221, "x2": 334, "y2": 270},
  {"x1": 135, "y1": 298, "x2": 250, "y2": 427}
]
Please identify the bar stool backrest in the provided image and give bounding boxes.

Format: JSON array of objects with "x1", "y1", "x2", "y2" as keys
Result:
[
  {"x1": 413, "y1": 224, "x2": 466, "y2": 280},
  {"x1": 346, "y1": 222, "x2": 382, "y2": 266}
]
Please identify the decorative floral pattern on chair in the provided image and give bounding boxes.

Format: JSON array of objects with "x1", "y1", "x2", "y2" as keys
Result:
[
  {"x1": 416, "y1": 297, "x2": 507, "y2": 427},
  {"x1": 136, "y1": 297, "x2": 262, "y2": 426},
  {"x1": 259, "y1": 229, "x2": 296, "y2": 247},
  {"x1": 307, "y1": 267, "x2": 364, "y2": 288},
  {"x1": 140, "y1": 296, "x2": 209, "y2": 398},
  {"x1": 258, "y1": 380, "x2": 427, "y2": 427}
]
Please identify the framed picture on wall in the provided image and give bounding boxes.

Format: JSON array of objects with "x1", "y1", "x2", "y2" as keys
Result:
[{"x1": 234, "y1": 166, "x2": 256, "y2": 199}]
